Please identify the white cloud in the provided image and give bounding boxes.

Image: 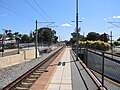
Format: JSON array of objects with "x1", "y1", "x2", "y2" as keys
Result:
[
  {"x1": 104, "y1": 18, "x2": 107, "y2": 21},
  {"x1": 117, "y1": 16, "x2": 120, "y2": 19},
  {"x1": 113, "y1": 16, "x2": 120, "y2": 19},
  {"x1": 61, "y1": 23, "x2": 72, "y2": 27}
]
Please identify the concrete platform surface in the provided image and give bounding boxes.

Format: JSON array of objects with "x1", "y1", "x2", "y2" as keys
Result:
[
  {"x1": 46, "y1": 48, "x2": 72, "y2": 90},
  {"x1": 30, "y1": 47, "x2": 100, "y2": 90}
]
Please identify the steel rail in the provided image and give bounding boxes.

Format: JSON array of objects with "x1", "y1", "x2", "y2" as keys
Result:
[{"x1": 2, "y1": 46, "x2": 64, "y2": 90}]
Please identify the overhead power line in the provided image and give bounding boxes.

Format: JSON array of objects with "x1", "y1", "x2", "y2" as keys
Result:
[
  {"x1": 25, "y1": 0, "x2": 47, "y2": 21},
  {"x1": 0, "y1": 1, "x2": 24, "y2": 14},
  {"x1": 108, "y1": 22, "x2": 120, "y2": 28},
  {"x1": 0, "y1": 4, "x2": 33, "y2": 21},
  {"x1": 33, "y1": 0, "x2": 50, "y2": 20}
]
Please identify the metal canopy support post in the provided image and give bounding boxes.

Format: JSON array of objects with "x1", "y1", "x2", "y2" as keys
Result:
[
  {"x1": 15, "y1": 35, "x2": 20, "y2": 54},
  {"x1": 2, "y1": 35, "x2": 4, "y2": 57},
  {"x1": 17, "y1": 39, "x2": 20, "y2": 54},
  {"x1": 102, "y1": 52, "x2": 105, "y2": 87},
  {"x1": 76, "y1": 0, "x2": 79, "y2": 61},
  {"x1": 35, "y1": 20, "x2": 38, "y2": 58}
]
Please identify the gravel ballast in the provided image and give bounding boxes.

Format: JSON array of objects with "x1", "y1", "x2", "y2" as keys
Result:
[{"x1": 0, "y1": 47, "x2": 60, "y2": 89}]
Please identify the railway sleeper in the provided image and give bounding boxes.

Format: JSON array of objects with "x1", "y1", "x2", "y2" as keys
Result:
[
  {"x1": 32, "y1": 72, "x2": 42, "y2": 75},
  {"x1": 35, "y1": 70, "x2": 44, "y2": 73},
  {"x1": 14, "y1": 87, "x2": 29, "y2": 90},
  {"x1": 30, "y1": 75, "x2": 40, "y2": 78},
  {"x1": 37, "y1": 68, "x2": 46, "y2": 71},
  {"x1": 21, "y1": 82, "x2": 33, "y2": 85},
  {"x1": 22, "y1": 79, "x2": 35, "y2": 83},
  {"x1": 26, "y1": 78, "x2": 37, "y2": 81},
  {"x1": 16, "y1": 83, "x2": 31, "y2": 88}
]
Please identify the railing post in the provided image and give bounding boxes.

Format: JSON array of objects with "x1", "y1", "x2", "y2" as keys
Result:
[
  {"x1": 102, "y1": 52, "x2": 105, "y2": 87},
  {"x1": 86, "y1": 48, "x2": 88, "y2": 67},
  {"x1": 80, "y1": 46, "x2": 81, "y2": 58}
]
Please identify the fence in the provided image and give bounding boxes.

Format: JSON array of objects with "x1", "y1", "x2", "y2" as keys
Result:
[{"x1": 72, "y1": 46, "x2": 120, "y2": 89}]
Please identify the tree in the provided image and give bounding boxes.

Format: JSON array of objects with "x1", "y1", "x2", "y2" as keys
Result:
[
  {"x1": 5, "y1": 30, "x2": 8, "y2": 35},
  {"x1": 70, "y1": 32, "x2": 85, "y2": 45},
  {"x1": 53, "y1": 36, "x2": 58, "y2": 43},
  {"x1": 86, "y1": 32, "x2": 100, "y2": 41},
  {"x1": 70, "y1": 32, "x2": 77, "y2": 44},
  {"x1": 13, "y1": 32, "x2": 19, "y2": 36},
  {"x1": 114, "y1": 41, "x2": 120, "y2": 46},
  {"x1": 117, "y1": 37, "x2": 120, "y2": 41},
  {"x1": 7, "y1": 30, "x2": 13, "y2": 40},
  {"x1": 100, "y1": 33, "x2": 109, "y2": 42},
  {"x1": 70, "y1": 38, "x2": 76, "y2": 45},
  {"x1": 21, "y1": 34, "x2": 32, "y2": 43},
  {"x1": 37, "y1": 27, "x2": 58, "y2": 45},
  {"x1": 29, "y1": 30, "x2": 34, "y2": 42}
]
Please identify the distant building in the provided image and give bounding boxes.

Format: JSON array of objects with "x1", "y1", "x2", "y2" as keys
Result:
[{"x1": 0, "y1": 34, "x2": 16, "y2": 48}]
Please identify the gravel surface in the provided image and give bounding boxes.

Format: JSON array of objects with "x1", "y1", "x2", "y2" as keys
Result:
[{"x1": 0, "y1": 48, "x2": 60, "y2": 90}]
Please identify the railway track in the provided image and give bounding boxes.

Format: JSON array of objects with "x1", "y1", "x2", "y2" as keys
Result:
[{"x1": 2, "y1": 46, "x2": 64, "y2": 90}]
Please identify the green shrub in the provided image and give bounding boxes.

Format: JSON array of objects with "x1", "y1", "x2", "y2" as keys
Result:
[
  {"x1": 79, "y1": 40, "x2": 110, "y2": 51},
  {"x1": 5, "y1": 43, "x2": 15, "y2": 49}
]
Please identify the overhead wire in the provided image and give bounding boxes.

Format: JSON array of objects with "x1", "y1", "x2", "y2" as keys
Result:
[
  {"x1": 107, "y1": 17, "x2": 120, "y2": 28},
  {"x1": 0, "y1": 1, "x2": 33, "y2": 21},
  {"x1": 0, "y1": 1, "x2": 24, "y2": 15},
  {"x1": 108, "y1": 22, "x2": 120, "y2": 28},
  {"x1": 24, "y1": 0, "x2": 48, "y2": 21},
  {"x1": 0, "y1": 4, "x2": 33, "y2": 22},
  {"x1": 88, "y1": 23, "x2": 109, "y2": 32},
  {"x1": 33, "y1": 0, "x2": 51, "y2": 20}
]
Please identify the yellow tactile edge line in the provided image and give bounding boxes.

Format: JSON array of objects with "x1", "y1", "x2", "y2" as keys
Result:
[
  {"x1": 44, "y1": 48, "x2": 66, "y2": 90},
  {"x1": 50, "y1": 82, "x2": 71, "y2": 84},
  {"x1": 44, "y1": 65, "x2": 58, "y2": 90}
]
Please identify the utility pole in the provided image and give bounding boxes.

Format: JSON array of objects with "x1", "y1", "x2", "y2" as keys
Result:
[
  {"x1": 1, "y1": 29, "x2": 6, "y2": 57},
  {"x1": 35, "y1": 20, "x2": 38, "y2": 58},
  {"x1": 2, "y1": 35, "x2": 4, "y2": 57},
  {"x1": 110, "y1": 31, "x2": 113, "y2": 52},
  {"x1": 76, "y1": 0, "x2": 79, "y2": 61},
  {"x1": 34, "y1": 21, "x2": 55, "y2": 58}
]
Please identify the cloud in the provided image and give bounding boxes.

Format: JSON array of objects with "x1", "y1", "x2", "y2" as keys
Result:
[
  {"x1": 113, "y1": 16, "x2": 120, "y2": 19},
  {"x1": 61, "y1": 23, "x2": 72, "y2": 27},
  {"x1": 104, "y1": 18, "x2": 107, "y2": 21}
]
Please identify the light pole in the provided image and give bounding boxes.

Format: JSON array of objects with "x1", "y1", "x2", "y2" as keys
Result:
[
  {"x1": 35, "y1": 21, "x2": 55, "y2": 58},
  {"x1": 2, "y1": 34, "x2": 4, "y2": 57},
  {"x1": 76, "y1": 0, "x2": 79, "y2": 61},
  {"x1": 1, "y1": 29, "x2": 6, "y2": 57},
  {"x1": 35, "y1": 20, "x2": 38, "y2": 58}
]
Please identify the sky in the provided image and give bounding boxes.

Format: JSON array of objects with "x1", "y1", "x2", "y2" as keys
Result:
[{"x1": 0, "y1": 0, "x2": 120, "y2": 41}]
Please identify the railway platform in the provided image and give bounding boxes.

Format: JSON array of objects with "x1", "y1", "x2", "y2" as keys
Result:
[{"x1": 30, "y1": 47, "x2": 104, "y2": 90}]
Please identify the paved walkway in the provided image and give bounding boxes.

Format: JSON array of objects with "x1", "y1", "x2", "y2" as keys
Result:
[
  {"x1": 30, "y1": 47, "x2": 66, "y2": 90},
  {"x1": 30, "y1": 47, "x2": 102, "y2": 90},
  {"x1": 46, "y1": 48, "x2": 72, "y2": 90}
]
